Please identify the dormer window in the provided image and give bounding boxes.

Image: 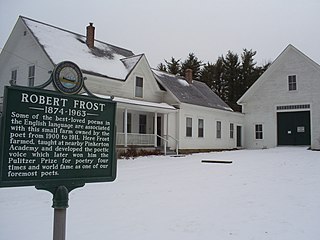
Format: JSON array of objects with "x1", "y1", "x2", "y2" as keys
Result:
[
  {"x1": 135, "y1": 76, "x2": 143, "y2": 98},
  {"x1": 288, "y1": 75, "x2": 297, "y2": 91}
]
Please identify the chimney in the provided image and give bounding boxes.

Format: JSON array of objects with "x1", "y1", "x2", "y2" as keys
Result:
[
  {"x1": 86, "y1": 22, "x2": 95, "y2": 48},
  {"x1": 185, "y1": 68, "x2": 193, "y2": 84}
]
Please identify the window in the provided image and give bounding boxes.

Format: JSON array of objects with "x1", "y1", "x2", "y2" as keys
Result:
[
  {"x1": 127, "y1": 113, "x2": 132, "y2": 133},
  {"x1": 28, "y1": 65, "x2": 35, "y2": 87},
  {"x1": 277, "y1": 104, "x2": 310, "y2": 111},
  {"x1": 230, "y1": 123, "x2": 234, "y2": 139},
  {"x1": 216, "y1": 121, "x2": 221, "y2": 139},
  {"x1": 255, "y1": 124, "x2": 263, "y2": 139},
  {"x1": 135, "y1": 77, "x2": 143, "y2": 97},
  {"x1": 11, "y1": 69, "x2": 17, "y2": 85},
  {"x1": 139, "y1": 114, "x2": 147, "y2": 134},
  {"x1": 123, "y1": 112, "x2": 132, "y2": 133},
  {"x1": 288, "y1": 75, "x2": 297, "y2": 91},
  {"x1": 198, "y1": 119, "x2": 204, "y2": 138},
  {"x1": 186, "y1": 117, "x2": 192, "y2": 137}
]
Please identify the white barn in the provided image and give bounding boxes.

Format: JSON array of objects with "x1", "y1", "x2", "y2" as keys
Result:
[
  {"x1": 0, "y1": 16, "x2": 243, "y2": 154},
  {"x1": 238, "y1": 44, "x2": 320, "y2": 150}
]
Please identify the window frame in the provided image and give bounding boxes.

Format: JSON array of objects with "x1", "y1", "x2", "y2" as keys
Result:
[
  {"x1": 288, "y1": 75, "x2": 297, "y2": 91},
  {"x1": 10, "y1": 68, "x2": 18, "y2": 85},
  {"x1": 28, "y1": 65, "x2": 35, "y2": 87},
  {"x1": 230, "y1": 123, "x2": 234, "y2": 139},
  {"x1": 255, "y1": 124, "x2": 263, "y2": 140},
  {"x1": 198, "y1": 118, "x2": 204, "y2": 138},
  {"x1": 216, "y1": 121, "x2": 222, "y2": 139},
  {"x1": 135, "y1": 76, "x2": 143, "y2": 98},
  {"x1": 186, "y1": 117, "x2": 192, "y2": 137}
]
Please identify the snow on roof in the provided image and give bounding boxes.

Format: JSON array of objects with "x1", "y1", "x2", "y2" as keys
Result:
[
  {"x1": 152, "y1": 69, "x2": 233, "y2": 111},
  {"x1": 23, "y1": 17, "x2": 139, "y2": 80},
  {"x1": 121, "y1": 55, "x2": 143, "y2": 71},
  {"x1": 177, "y1": 78, "x2": 190, "y2": 87}
]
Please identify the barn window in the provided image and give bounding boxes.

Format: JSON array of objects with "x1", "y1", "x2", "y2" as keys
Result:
[{"x1": 288, "y1": 75, "x2": 297, "y2": 91}]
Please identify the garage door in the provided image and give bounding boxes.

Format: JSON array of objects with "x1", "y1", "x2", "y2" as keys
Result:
[{"x1": 277, "y1": 111, "x2": 310, "y2": 146}]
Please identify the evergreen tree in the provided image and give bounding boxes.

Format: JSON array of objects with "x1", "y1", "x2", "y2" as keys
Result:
[
  {"x1": 240, "y1": 49, "x2": 257, "y2": 92},
  {"x1": 157, "y1": 49, "x2": 270, "y2": 112},
  {"x1": 254, "y1": 61, "x2": 272, "y2": 78},
  {"x1": 180, "y1": 53, "x2": 202, "y2": 80},
  {"x1": 200, "y1": 62, "x2": 215, "y2": 89},
  {"x1": 223, "y1": 51, "x2": 240, "y2": 110},
  {"x1": 200, "y1": 57, "x2": 227, "y2": 102},
  {"x1": 157, "y1": 63, "x2": 167, "y2": 72},
  {"x1": 165, "y1": 57, "x2": 181, "y2": 75}
]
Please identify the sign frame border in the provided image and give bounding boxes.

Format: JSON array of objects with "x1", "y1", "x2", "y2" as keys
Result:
[{"x1": 0, "y1": 86, "x2": 117, "y2": 188}]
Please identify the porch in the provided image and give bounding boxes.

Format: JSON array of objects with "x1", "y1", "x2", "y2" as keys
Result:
[{"x1": 114, "y1": 96, "x2": 178, "y2": 155}]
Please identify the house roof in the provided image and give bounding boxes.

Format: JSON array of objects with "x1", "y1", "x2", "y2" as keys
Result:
[
  {"x1": 152, "y1": 69, "x2": 233, "y2": 111},
  {"x1": 21, "y1": 16, "x2": 140, "y2": 80}
]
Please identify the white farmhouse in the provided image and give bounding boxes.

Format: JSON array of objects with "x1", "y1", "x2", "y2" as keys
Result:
[
  {"x1": 238, "y1": 44, "x2": 320, "y2": 150},
  {"x1": 0, "y1": 16, "x2": 243, "y2": 154}
]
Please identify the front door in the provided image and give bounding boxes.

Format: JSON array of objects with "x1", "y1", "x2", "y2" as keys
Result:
[
  {"x1": 277, "y1": 111, "x2": 310, "y2": 145},
  {"x1": 236, "y1": 126, "x2": 242, "y2": 147},
  {"x1": 152, "y1": 116, "x2": 162, "y2": 146},
  {"x1": 157, "y1": 116, "x2": 162, "y2": 146}
]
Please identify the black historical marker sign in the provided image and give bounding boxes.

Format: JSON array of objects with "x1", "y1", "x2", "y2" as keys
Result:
[{"x1": 0, "y1": 86, "x2": 117, "y2": 188}]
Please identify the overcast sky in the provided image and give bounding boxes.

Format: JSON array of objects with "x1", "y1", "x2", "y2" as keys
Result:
[{"x1": 1, "y1": 0, "x2": 320, "y2": 68}]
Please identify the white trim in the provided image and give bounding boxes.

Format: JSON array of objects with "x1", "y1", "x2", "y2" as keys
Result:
[
  {"x1": 276, "y1": 103, "x2": 311, "y2": 112},
  {"x1": 91, "y1": 93, "x2": 177, "y2": 112}
]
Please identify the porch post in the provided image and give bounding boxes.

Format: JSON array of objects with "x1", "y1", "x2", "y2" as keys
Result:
[
  {"x1": 165, "y1": 113, "x2": 169, "y2": 139},
  {"x1": 154, "y1": 112, "x2": 157, "y2": 147},
  {"x1": 124, "y1": 108, "x2": 128, "y2": 147}
]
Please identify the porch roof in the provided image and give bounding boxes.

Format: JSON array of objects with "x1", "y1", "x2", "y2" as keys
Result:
[{"x1": 93, "y1": 93, "x2": 177, "y2": 113}]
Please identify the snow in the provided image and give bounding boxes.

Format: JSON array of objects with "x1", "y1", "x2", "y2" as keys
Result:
[
  {"x1": 154, "y1": 70, "x2": 190, "y2": 86},
  {"x1": 1, "y1": 147, "x2": 320, "y2": 240},
  {"x1": 177, "y1": 78, "x2": 190, "y2": 86},
  {"x1": 24, "y1": 18, "x2": 138, "y2": 80},
  {"x1": 122, "y1": 55, "x2": 142, "y2": 70}
]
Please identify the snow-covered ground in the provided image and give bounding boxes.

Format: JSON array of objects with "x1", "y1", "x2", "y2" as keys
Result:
[{"x1": 1, "y1": 147, "x2": 319, "y2": 240}]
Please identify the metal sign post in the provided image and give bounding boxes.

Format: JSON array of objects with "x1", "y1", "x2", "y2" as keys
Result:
[
  {"x1": 0, "y1": 62, "x2": 117, "y2": 240},
  {"x1": 52, "y1": 186, "x2": 69, "y2": 240}
]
